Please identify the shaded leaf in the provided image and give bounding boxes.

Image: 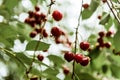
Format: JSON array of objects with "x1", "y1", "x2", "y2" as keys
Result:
[
  {"x1": 26, "y1": 40, "x2": 50, "y2": 51},
  {"x1": 99, "y1": 13, "x2": 110, "y2": 25},
  {"x1": 113, "y1": 30, "x2": 120, "y2": 52},
  {"x1": 76, "y1": 72, "x2": 97, "y2": 80},
  {"x1": 47, "y1": 55, "x2": 65, "y2": 67},
  {"x1": 82, "y1": 0, "x2": 100, "y2": 19}
]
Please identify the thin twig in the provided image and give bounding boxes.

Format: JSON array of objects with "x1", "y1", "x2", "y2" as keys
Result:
[
  {"x1": 71, "y1": 0, "x2": 83, "y2": 80},
  {"x1": 26, "y1": 0, "x2": 55, "y2": 78},
  {"x1": 106, "y1": 0, "x2": 120, "y2": 24}
]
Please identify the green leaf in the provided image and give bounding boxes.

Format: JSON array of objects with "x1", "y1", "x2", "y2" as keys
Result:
[
  {"x1": 76, "y1": 72, "x2": 97, "y2": 80},
  {"x1": 99, "y1": 13, "x2": 110, "y2": 25},
  {"x1": 47, "y1": 55, "x2": 65, "y2": 67},
  {"x1": 30, "y1": 0, "x2": 37, "y2": 6},
  {"x1": 88, "y1": 47, "x2": 101, "y2": 59},
  {"x1": 82, "y1": 0, "x2": 100, "y2": 19},
  {"x1": 104, "y1": 17, "x2": 113, "y2": 30},
  {"x1": 16, "y1": 52, "x2": 32, "y2": 65},
  {"x1": 110, "y1": 64, "x2": 120, "y2": 78},
  {"x1": 4, "y1": 0, "x2": 19, "y2": 11},
  {"x1": 43, "y1": 68, "x2": 60, "y2": 80},
  {"x1": 113, "y1": 30, "x2": 120, "y2": 52},
  {"x1": 26, "y1": 40, "x2": 50, "y2": 51}
]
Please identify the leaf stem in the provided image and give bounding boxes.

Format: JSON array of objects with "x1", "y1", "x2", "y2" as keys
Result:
[{"x1": 72, "y1": 0, "x2": 83, "y2": 80}]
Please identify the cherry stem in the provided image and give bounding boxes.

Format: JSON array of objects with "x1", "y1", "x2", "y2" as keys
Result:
[
  {"x1": 106, "y1": 0, "x2": 120, "y2": 24},
  {"x1": 26, "y1": 0, "x2": 55, "y2": 78},
  {"x1": 71, "y1": 0, "x2": 83, "y2": 80}
]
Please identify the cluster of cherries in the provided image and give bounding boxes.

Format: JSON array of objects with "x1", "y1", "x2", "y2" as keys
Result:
[
  {"x1": 24, "y1": 6, "x2": 48, "y2": 38},
  {"x1": 64, "y1": 41, "x2": 90, "y2": 66},
  {"x1": 97, "y1": 31, "x2": 113, "y2": 49}
]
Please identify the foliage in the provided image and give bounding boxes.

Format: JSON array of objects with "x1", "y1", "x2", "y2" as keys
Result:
[{"x1": 0, "y1": 0, "x2": 120, "y2": 80}]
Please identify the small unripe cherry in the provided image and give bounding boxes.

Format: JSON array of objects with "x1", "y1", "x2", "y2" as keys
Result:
[
  {"x1": 80, "y1": 57, "x2": 90, "y2": 66},
  {"x1": 80, "y1": 41, "x2": 90, "y2": 51},
  {"x1": 74, "y1": 54, "x2": 84, "y2": 63},
  {"x1": 37, "y1": 54, "x2": 44, "y2": 61},
  {"x1": 82, "y1": 3, "x2": 89, "y2": 9},
  {"x1": 98, "y1": 31, "x2": 105, "y2": 38},
  {"x1": 30, "y1": 31, "x2": 37, "y2": 38},
  {"x1": 51, "y1": 27, "x2": 62, "y2": 38},
  {"x1": 64, "y1": 52, "x2": 74, "y2": 62},
  {"x1": 52, "y1": 10, "x2": 63, "y2": 21}
]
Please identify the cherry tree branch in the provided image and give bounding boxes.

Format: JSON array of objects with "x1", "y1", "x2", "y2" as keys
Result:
[
  {"x1": 26, "y1": 0, "x2": 55, "y2": 78},
  {"x1": 72, "y1": 0, "x2": 83, "y2": 79},
  {"x1": 106, "y1": 0, "x2": 120, "y2": 24}
]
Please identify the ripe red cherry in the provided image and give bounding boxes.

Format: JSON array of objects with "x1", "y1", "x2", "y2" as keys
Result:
[
  {"x1": 97, "y1": 15, "x2": 102, "y2": 19},
  {"x1": 30, "y1": 31, "x2": 37, "y2": 38},
  {"x1": 97, "y1": 37, "x2": 104, "y2": 44},
  {"x1": 106, "y1": 31, "x2": 113, "y2": 37},
  {"x1": 52, "y1": 10, "x2": 63, "y2": 21},
  {"x1": 51, "y1": 27, "x2": 62, "y2": 38},
  {"x1": 35, "y1": 6, "x2": 40, "y2": 11},
  {"x1": 80, "y1": 57, "x2": 90, "y2": 66},
  {"x1": 82, "y1": 3, "x2": 89, "y2": 9},
  {"x1": 64, "y1": 52, "x2": 74, "y2": 62},
  {"x1": 37, "y1": 54, "x2": 44, "y2": 61},
  {"x1": 63, "y1": 67, "x2": 70, "y2": 75},
  {"x1": 80, "y1": 41, "x2": 90, "y2": 51},
  {"x1": 30, "y1": 77, "x2": 38, "y2": 80},
  {"x1": 74, "y1": 54, "x2": 84, "y2": 63},
  {"x1": 102, "y1": 0, "x2": 107, "y2": 3},
  {"x1": 98, "y1": 31, "x2": 105, "y2": 38},
  {"x1": 104, "y1": 42, "x2": 111, "y2": 48}
]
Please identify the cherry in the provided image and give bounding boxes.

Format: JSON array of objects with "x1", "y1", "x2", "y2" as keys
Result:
[
  {"x1": 42, "y1": 29, "x2": 48, "y2": 37},
  {"x1": 106, "y1": 31, "x2": 113, "y2": 37},
  {"x1": 98, "y1": 31, "x2": 105, "y2": 38},
  {"x1": 104, "y1": 42, "x2": 111, "y2": 48},
  {"x1": 34, "y1": 12, "x2": 41, "y2": 20},
  {"x1": 28, "y1": 11, "x2": 34, "y2": 18},
  {"x1": 97, "y1": 15, "x2": 102, "y2": 19},
  {"x1": 35, "y1": 6, "x2": 40, "y2": 11},
  {"x1": 64, "y1": 52, "x2": 74, "y2": 62},
  {"x1": 30, "y1": 77, "x2": 38, "y2": 80},
  {"x1": 82, "y1": 3, "x2": 89, "y2": 9},
  {"x1": 51, "y1": 27, "x2": 62, "y2": 38},
  {"x1": 63, "y1": 67, "x2": 70, "y2": 75},
  {"x1": 30, "y1": 31, "x2": 37, "y2": 38},
  {"x1": 102, "y1": 0, "x2": 107, "y2": 3},
  {"x1": 97, "y1": 37, "x2": 104, "y2": 44},
  {"x1": 52, "y1": 10, "x2": 63, "y2": 21},
  {"x1": 74, "y1": 54, "x2": 84, "y2": 63},
  {"x1": 55, "y1": 37, "x2": 62, "y2": 44},
  {"x1": 37, "y1": 54, "x2": 44, "y2": 61},
  {"x1": 80, "y1": 57, "x2": 90, "y2": 66},
  {"x1": 80, "y1": 41, "x2": 90, "y2": 51}
]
